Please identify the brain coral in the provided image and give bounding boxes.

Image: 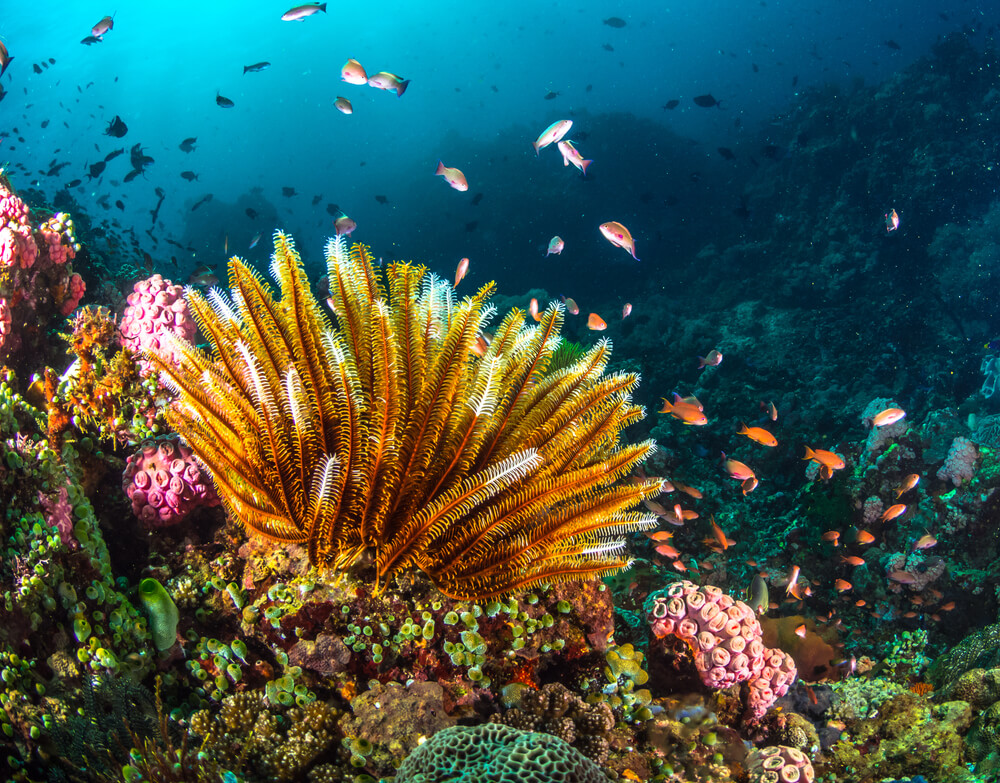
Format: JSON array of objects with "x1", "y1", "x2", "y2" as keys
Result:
[{"x1": 394, "y1": 723, "x2": 607, "y2": 783}]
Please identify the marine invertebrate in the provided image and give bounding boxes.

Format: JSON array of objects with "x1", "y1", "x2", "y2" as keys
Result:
[
  {"x1": 137, "y1": 577, "x2": 180, "y2": 651},
  {"x1": 645, "y1": 580, "x2": 797, "y2": 720},
  {"x1": 745, "y1": 745, "x2": 814, "y2": 783},
  {"x1": 122, "y1": 435, "x2": 220, "y2": 527},
  {"x1": 395, "y1": 723, "x2": 608, "y2": 783},
  {"x1": 937, "y1": 435, "x2": 978, "y2": 486},
  {"x1": 149, "y1": 232, "x2": 660, "y2": 600},
  {"x1": 118, "y1": 273, "x2": 196, "y2": 373}
]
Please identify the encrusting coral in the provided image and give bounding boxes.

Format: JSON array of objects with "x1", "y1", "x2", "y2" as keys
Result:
[{"x1": 148, "y1": 231, "x2": 661, "y2": 600}]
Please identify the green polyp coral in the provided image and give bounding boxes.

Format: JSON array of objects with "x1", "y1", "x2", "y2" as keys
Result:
[{"x1": 138, "y1": 578, "x2": 180, "y2": 651}]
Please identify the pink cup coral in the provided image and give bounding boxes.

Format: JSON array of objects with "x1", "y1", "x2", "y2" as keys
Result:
[
  {"x1": 645, "y1": 580, "x2": 796, "y2": 719},
  {"x1": 118, "y1": 274, "x2": 196, "y2": 372},
  {"x1": 123, "y1": 435, "x2": 220, "y2": 527}
]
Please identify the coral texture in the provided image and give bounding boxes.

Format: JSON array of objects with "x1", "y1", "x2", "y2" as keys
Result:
[
  {"x1": 745, "y1": 744, "x2": 815, "y2": 783},
  {"x1": 646, "y1": 580, "x2": 797, "y2": 719},
  {"x1": 118, "y1": 274, "x2": 196, "y2": 371},
  {"x1": 122, "y1": 435, "x2": 220, "y2": 527},
  {"x1": 936, "y1": 436, "x2": 978, "y2": 486},
  {"x1": 395, "y1": 723, "x2": 608, "y2": 783}
]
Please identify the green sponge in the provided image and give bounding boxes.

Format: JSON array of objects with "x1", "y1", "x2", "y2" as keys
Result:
[{"x1": 138, "y1": 578, "x2": 179, "y2": 651}]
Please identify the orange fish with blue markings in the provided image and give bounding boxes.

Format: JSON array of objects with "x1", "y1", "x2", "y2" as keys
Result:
[{"x1": 738, "y1": 422, "x2": 777, "y2": 447}]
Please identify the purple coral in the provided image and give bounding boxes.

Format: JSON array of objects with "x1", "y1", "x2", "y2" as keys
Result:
[
  {"x1": 936, "y1": 436, "x2": 977, "y2": 487},
  {"x1": 645, "y1": 580, "x2": 797, "y2": 720},
  {"x1": 123, "y1": 436, "x2": 219, "y2": 527},
  {"x1": 38, "y1": 483, "x2": 77, "y2": 550},
  {"x1": 118, "y1": 274, "x2": 196, "y2": 372}
]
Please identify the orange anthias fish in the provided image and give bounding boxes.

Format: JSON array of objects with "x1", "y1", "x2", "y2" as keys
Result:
[
  {"x1": 91, "y1": 14, "x2": 114, "y2": 38},
  {"x1": 913, "y1": 533, "x2": 938, "y2": 550},
  {"x1": 454, "y1": 257, "x2": 469, "y2": 287},
  {"x1": 765, "y1": 400, "x2": 778, "y2": 421},
  {"x1": 741, "y1": 477, "x2": 758, "y2": 495},
  {"x1": 546, "y1": 236, "x2": 564, "y2": 256},
  {"x1": 834, "y1": 579, "x2": 852, "y2": 593},
  {"x1": 888, "y1": 570, "x2": 918, "y2": 584},
  {"x1": 784, "y1": 565, "x2": 802, "y2": 599},
  {"x1": 794, "y1": 624, "x2": 808, "y2": 639},
  {"x1": 532, "y1": 119, "x2": 573, "y2": 155},
  {"x1": 672, "y1": 480, "x2": 702, "y2": 499},
  {"x1": 885, "y1": 208, "x2": 900, "y2": 232},
  {"x1": 622, "y1": 302, "x2": 632, "y2": 319},
  {"x1": 435, "y1": 161, "x2": 468, "y2": 191},
  {"x1": 723, "y1": 458, "x2": 755, "y2": 482},
  {"x1": 587, "y1": 313, "x2": 607, "y2": 331},
  {"x1": 654, "y1": 543, "x2": 681, "y2": 559},
  {"x1": 698, "y1": 349, "x2": 723, "y2": 368},
  {"x1": 880, "y1": 504, "x2": 907, "y2": 522},
  {"x1": 341, "y1": 58, "x2": 368, "y2": 85},
  {"x1": 368, "y1": 71, "x2": 410, "y2": 97},
  {"x1": 803, "y1": 446, "x2": 845, "y2": 471},
  {"x1": 841, "y1": 555, "x2": 865, "y2": 567},
  {"x1": 529, "y1": 298, "x2": 541, "y2": 322},
  {"x1": 563, "y1": 296, "x2": 580, "y2": 315},
  {"x1": 334, "y1": 214, "x2": 357, "y2": 236},
  {"x1": 659, "y1": 394, "x2": 707, "y2": 426},
  {"x1": 822, "y1": 530, "x2": 841, "y2": 546},
  {"x1": 709, "y1": 517, "x2": 731, "y2": 551},
  {"x1": 599, "y1": 221, "x2": 640, "y2": 261},
  {"x1": 333, "y1": 97, "x2": 353, "y2": 115},
  {"x1": 738, "y1": 422, "x2": 777, "y2": 447},
  {"x1": 281, "y1": 2, "x2": 327, "y2": 20},
  {"x1": 872, "y1": 407, "x2": 906, "y2": 427},
  {"x1": 856, "y1": 529, "x2": 876, "y2": 545},
  {"x1": 556, "y1": 139, "x2": 593, "y2": 176},
  {"x1": 896, "y1": 474, "x2": 920, "y2": 497}
]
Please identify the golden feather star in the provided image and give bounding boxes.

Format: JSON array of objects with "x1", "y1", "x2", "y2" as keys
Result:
[{"x1": 148, "y1": 232, "x2": 660, "y2": 600}]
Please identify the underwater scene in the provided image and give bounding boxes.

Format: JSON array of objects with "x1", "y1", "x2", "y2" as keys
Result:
[{"x1": 5, "y1": 1, "x2": 1000, "y2": 781}]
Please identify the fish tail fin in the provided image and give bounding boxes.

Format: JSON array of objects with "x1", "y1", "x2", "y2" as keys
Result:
[
  {"x1": 698, "y1": 356, "x2": 707, "y2": 368},
  {"x1": 319, "y1": 2, "x2": 328, "y2": 10},
  {"x1": 532, "y1": 141, "x2": 540, "y2": 156},
  {"x1": 435, "y1": 160, "x2": 445, "y2": 176},
  {"x1": 580, "y1": 159, "x2": 593, "y2": 176},
  {"x1": 396, "y1": 79, "x2": 410, "y2": 97},
  {"x1": 738, "y1": 421, "x2": 748, "y2": 434},
  {"x1": 803, "y1": 446, "x2": 816, "y2": 461},
  {"x1": 243, "y1": 66, "x2": 249, "y2": 75}
]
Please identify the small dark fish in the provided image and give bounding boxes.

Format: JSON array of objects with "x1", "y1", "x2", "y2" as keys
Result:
[
  {"x1": 375, "y1": 195, "x2": 388, "y2": 204},
  {"x1": 87, "y1": 160, "x2": 106, "y2": 179},
  {"x1": 46, "y1": 161, "x2": 70, "y2": 176},
  {"x1": 33, "y1": 63, "x2": 41, "y2": 74},
  {"x1": 717, "y1": 147, "x2": 735, "y2": 160},
  {"x1": 104, "y1": 147, "x2": 125, "y2": 162},
  {"x1": 791, "y1": 75, "x2": 798, "y2": 87},
  {"x1": 243, "y1": 62, "x2": 271, "y2": 74},
  {"x1": 693, "y1": 94, "x2": 721, "y2": 108},
  {"x1": 543, "y1": 91, "x2": 559, "y2": 100},
  {"x1": 245, "y1": 207, "x2": 258, "y2": 220},
  {"x1": 155, "y1": 187, "x2": 165, "y2": 198},
  {"x1": 282, "y1": 186, "x2": 296, "y2": 197},
  {"x1": 585, "y1": 84, "x2": 593, "y2": 92},
  {"x1": 97, "y1": 194, "x2": 110, "y2": 209},
  {"x1": 491, "y1": 85, "x2": 498, "y2": 92},
  {"x1": 311, "y1": 194, "x2": 322, "y2": 206},
  {"x1": 464, "y1": 221, "x2": 478, "y2": 232},
  {"x1": 663, "y1": 99, "x2": 679, "y2": 110},
  {"x1": 603, "y1": 16, "x2": 626, "y2": 28},
  {"x1": 115, "y1": 199, "x2": 124, "y2": 211},
  {"x1": 885, "y1": 39, "x2": 901, "y2": 50},
  {"x1": 80, "y1": 36, "x2": 102, "y2": 46},
  {"x1": 191, "y1": 194, "x2": 213, "y2": 212},
  {"x1": 470, "y1": 192, "x2": 483, "y2": 206},
  {"x1": 602, "y1": 43, "x2": 614, "y2": 52},
  {"x1": 105, "y1": 115, "x2": 128, "y2": 137},
  {"x1": 325, "y1": 203, "x2": 340, "y2": 216},
  {"x1": 180, "y1": 171, "x2": 199, "y2": 181},
  {"x1": 216, "y1": 92, "x2": 235, "y2": 108},
  {"x1": 40, "y1": 119, "x2": 49, "y2": 128},
  {"x1": 48, "y1": 58, "x2": 55, "y2": 65},
  {"x1": 179, "y1": 137, "x2": 197, "y2": 153},
  {"x1": 123, "y1": 168, "x2": 142, "y2": 183},
  {"x1": 188, "y1": 264, "x2": 218, "y2": 286},
  {"x1": 143, "y1": 251, "x2": 154, "y2": 273},
  {"x1": 66, "y1": 178, "x2": 82, "y2": 188},
  {"x1": 752, "y1": 63, "x2": 759, "y2": 73}
]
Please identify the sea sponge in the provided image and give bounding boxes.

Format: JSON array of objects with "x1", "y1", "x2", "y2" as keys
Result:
[
  {"x1": 395, "y1": 723, "x2": 607, "y2": 783},
  {"x1": 137, "y1": 577, "x2": 179, "y2": 651},
  {"x1": 745, "y1": 744, "x2": 814, "y2": 783},
  {"x1": 122, "y1": 435, "x2": 220, "y2": 527},
  {"x1": 118, "y1": 273, "x2": 196, "y2": 372}
]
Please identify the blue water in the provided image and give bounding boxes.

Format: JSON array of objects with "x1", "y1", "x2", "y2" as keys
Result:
[{"x1": 0, "y1": 0, "x2": 982, "y2": 302}]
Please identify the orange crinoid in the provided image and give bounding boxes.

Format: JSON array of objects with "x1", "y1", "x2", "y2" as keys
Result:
[{"x1": 149, "y1": 231, "x2": 660, "y2": 600}]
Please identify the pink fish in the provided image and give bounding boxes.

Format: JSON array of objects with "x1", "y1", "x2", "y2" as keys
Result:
[
  {"x1": 334, "y1": 214, "x2": 356, "y2": 236},
  {"x1": 368, "y1": 71, "x2": 410, "y2": 97},
  {"x1": 546, "y1": 236, "x2": 564, "y2": 256},
  {"x1": 885, "y1": 208, "x2": 900, "y2": 232},
  {"x1": 698, "y1": 350, "x2": 723, "y2": 368},
  {"x1": 599, "y1": 221, "x2": 639, "y2": 261},
  {"x1": 333, "y1": 97, "x2": 353, "y2": 115},
  {"x1": 556, "y1": 140, "x2": 593, "y2": 176},
  {"x1": 341, "y1": 58, "x2": 367, "y2": 85},
  {"x1": 454, "y1": 257, "x2": 469, "y2": 287},
  {"x1": 91, "y1": 14, "x2": 114, "y2": 38},
  {"x1": 281, "y1": 2, "x2": 327, "y2": 21},
  {"x1": 435, "y1": 161, "x2": 468, "y2": 192},
  {"x1": 622, "y1": 303, "x2": 632, "y2": 319},
  {"x1": 532, "y1": 120, "x2": 572, "y2": 155}
]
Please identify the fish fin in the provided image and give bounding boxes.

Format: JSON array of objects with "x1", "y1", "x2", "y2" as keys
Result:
[
  {"x1": 580, "y1": 159, "x2": 593, "y2": 176},
  {"x1": 435, "y1": 160, "x2": 445, "y2": 176}
]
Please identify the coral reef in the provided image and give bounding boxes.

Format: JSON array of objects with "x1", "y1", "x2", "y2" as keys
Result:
[{"x1": 122, "y1": 435, "x2": 220, "y2": 527}]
